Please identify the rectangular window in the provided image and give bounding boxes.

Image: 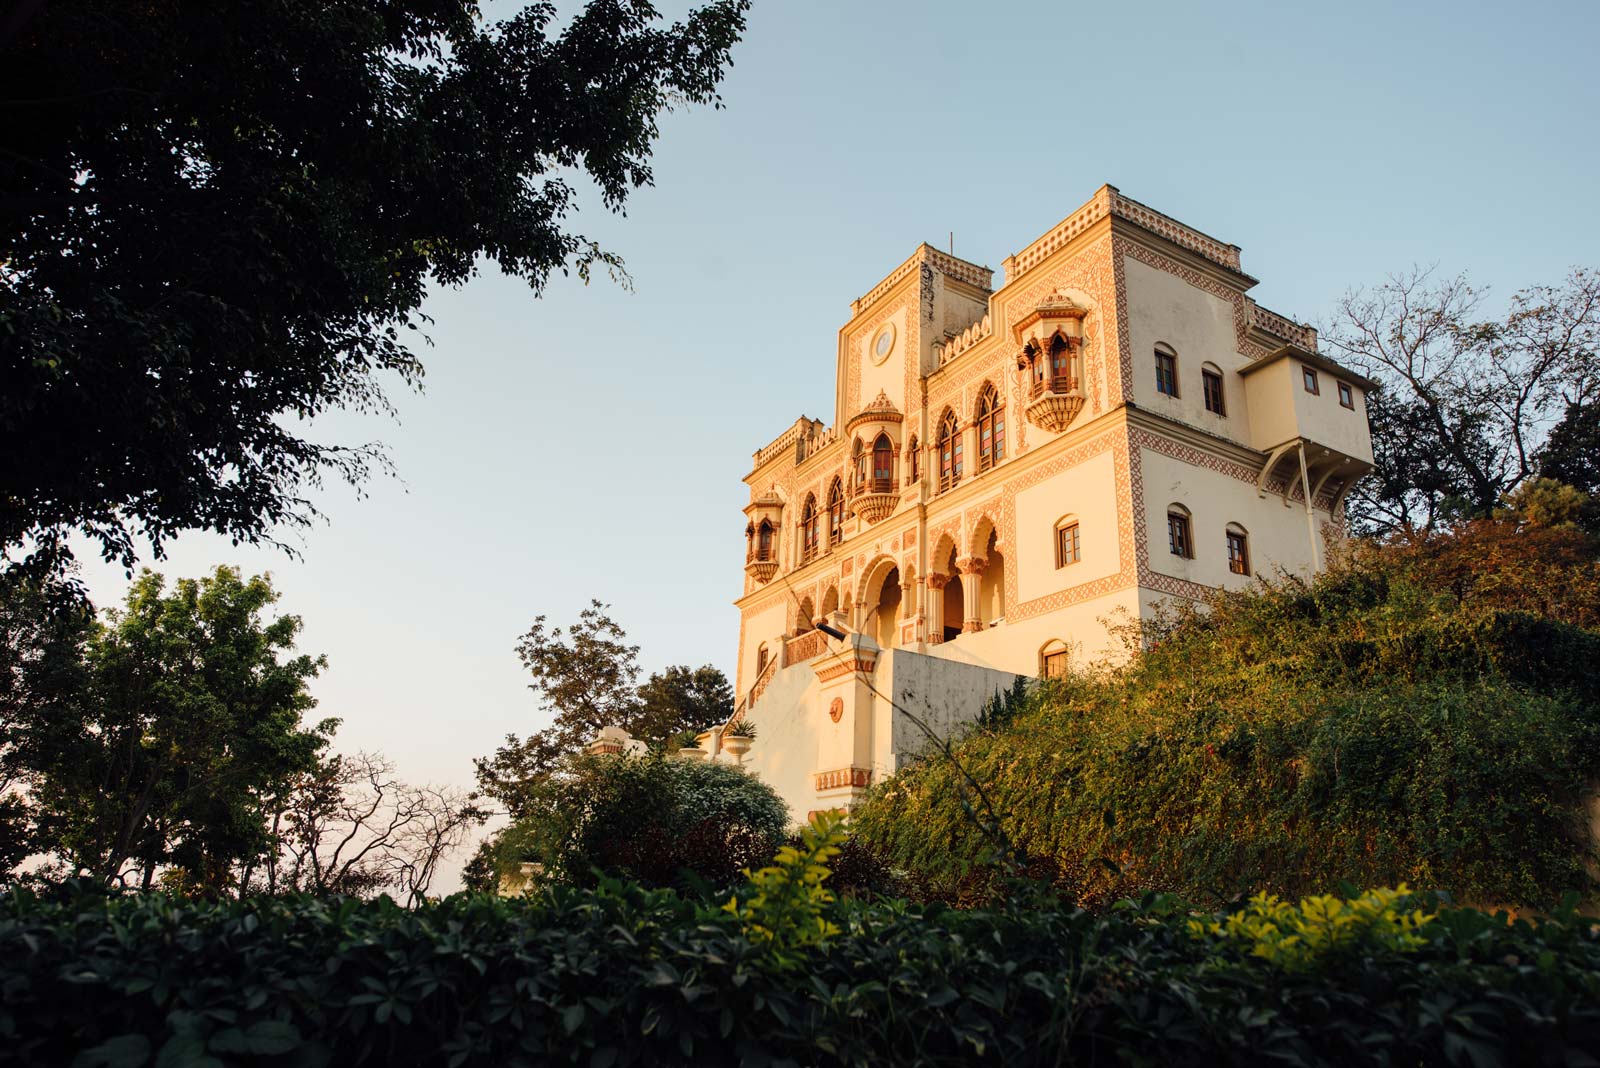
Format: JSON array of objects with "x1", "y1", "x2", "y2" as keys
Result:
[
  {"x1": 1055, "y1": 523, "x2": 1081, "y2": 568},
  {"x1": 1042, "y1": 650, "x2": 1069, "y2": 679},
  {"x1": 1227, "y1": 531, "x2": 1250, "y2": 575},
  {"x1": 1202, "y1": 369, "x2": 1225, "y2": 415},
  {"x1": 1155, "y1": 351, "x2": 1178, "y2": 397},
  {"x1": 1168, "y1": 512, "x2": 1192, "y2": 558},
  {"x1": 1302, "y1": 366, "x2": 1320, "y2": 394},
  {"x1": 1338, "y1": 381, "x2": 1354, "y2": 409}
]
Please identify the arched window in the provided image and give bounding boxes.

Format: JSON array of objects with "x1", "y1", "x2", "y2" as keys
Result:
[
  {"x1": 796, "y1": 598, "x2": 814, "y2": 633},
  {"x1": 756, "y1": 642, "x2": 769, "y2": 675},
  {"x1": 1039, "y1": 640, "x2": 1069, "y2": 679},
  {"x1": 1167, "y1": 503, "x2": 1192, "y2": 559},
  {"x1": 744, "y1": 522, "x2": 755, "y2": 560},
  {"x1": 1201, "y1": 361, "x2": 1225, "y2": 415},
  {"x1": 871, "y1": 434, "x2": 893, "y2": 492},
  {"x1": 1054, "y1": 515, "x2": 1080, "y2": 568},
  {"x1": 1154, "y1": 344, "x2": 1179, "y2": 397},
  {"x1": 908, "y1": 435, "x2": 920, "y2": 484},
  {"x1": 937, "y1": 409, "x2": 962, "y2": 492},
  {"x1": 756, "y1": 520, "x2": 774, "y2": 561},
  {"x1": 800, "y1": 495, "x2": 819, "y2": 563},
  {"x1": 1226, "y1": 523, "x2": 1250, "y2": 576},
  {"x1": 976, "y1": 384, "x2": 1005, "y2": 471},
  {"x1": 827, "y1": 478, "x2": 845, "y2": 546},
  {"x1": 851, "y1": 438, "x2": 866, "y2": 491}
]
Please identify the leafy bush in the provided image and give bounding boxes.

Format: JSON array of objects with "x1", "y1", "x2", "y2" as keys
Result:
[
  {"x1": 2, "y1": 878, "x2": 1599, "y2": 1067},
  {"x1": 852, "y1": 527, "x2": 1600, "y2": 909},
  {"x1": 476, "y1": 754, "x2": 788, "y2": 894}
]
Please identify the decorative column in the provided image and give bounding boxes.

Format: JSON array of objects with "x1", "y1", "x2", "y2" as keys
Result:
[
  {"x1": 956, "y1": 556, "x2": 987, "y2": 633},
  {"x1": 925, "y1": 574, "x2": 948, "y2": 644},
  {"x1": 961, "y1": 420, "x2": 979, "y2": 482}
]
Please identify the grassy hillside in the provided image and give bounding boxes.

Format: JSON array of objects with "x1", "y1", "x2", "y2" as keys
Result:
[{"x1": 852, "y1": 521, "x2": 1600, "y2": 909}]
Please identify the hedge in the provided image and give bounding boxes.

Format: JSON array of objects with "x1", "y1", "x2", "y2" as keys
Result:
[{"x1": 3, "y1": 881, "x2": 1599, "y2": 1067}]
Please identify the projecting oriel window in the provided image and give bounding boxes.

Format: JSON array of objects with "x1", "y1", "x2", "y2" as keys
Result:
[
  {"x1": 1168, "y1": 509, "x2": 1193, "y2": 558},
  {"x1": 1338, "y1": 381, "x2": 1354, "y2": 409},
  {"x1": 1055, "y1": 520, "x2": 1081, "y2": 569},
  {"x1": 1302, "y1": 366, "x2": 1320, "y2": 394},
  {"x1": 1202, "y1": 368, "x2": 1226, "y2": 415},
  {"x1": 1155, "y1": 348, "x2": 1179, "y2": 397}
]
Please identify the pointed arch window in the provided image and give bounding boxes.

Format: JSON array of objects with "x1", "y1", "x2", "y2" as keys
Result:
[
  {"x1": 800, "y1": 494, "x2": 820, "y2": 563},
  {"x1": 937, "y1": 410, "x2": 962, "y2": 492},
  {"x1": 851, "y1": 438, "x2": 866, "y2": 491},
  {"x1": 976, "y1": 384, "x2": 1005, "y2": 471},
  {"x1": 827, "y1": 478, "x2": 845, "y2": 546},
  {"x1": 756, "y1": 520, "x2": 774, "y2": 562},
  {"x1": 1049, "y1": 335, "x2": 1072, "y2": 388},
  {"x1": 908, "y1": 435, "x2": 920, "y2": 484},
  {"x1": 871, "y1": 434, "x2": 894, "y2": 492}
]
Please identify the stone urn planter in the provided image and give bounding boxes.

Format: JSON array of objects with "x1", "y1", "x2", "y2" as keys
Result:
[
  {"x1": 676, "y1": 745, "x2": 707, "y2": 762},
  {"x1": 721, "y1": 734, "x2": 753, "y2": 763}
]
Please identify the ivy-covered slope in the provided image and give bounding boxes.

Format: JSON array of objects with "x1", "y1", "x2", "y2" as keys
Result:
[{"x1": 852, "y1": 521, "x2": 1600, "y2": 909}]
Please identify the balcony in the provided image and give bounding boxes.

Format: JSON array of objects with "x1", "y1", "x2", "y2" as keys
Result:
[
  {"x1": 744, "y1": 548, "x2": 777, "y2": 584},
  {"x1": 850, "y1": 476, "x2": 900, "y2": 525},
  {"x1": 1024, "y1": 375, "x2": 1085, "y2": 433}
]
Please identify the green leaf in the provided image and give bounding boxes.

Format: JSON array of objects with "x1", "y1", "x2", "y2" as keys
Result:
[{"x1": 72, "y1": 1035, "x2": 152, "y2": 1068}]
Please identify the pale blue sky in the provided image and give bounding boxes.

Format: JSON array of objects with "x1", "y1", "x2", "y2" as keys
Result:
[{"x1": 74, "y1": 0, "x2": 1600, "y2": 889}]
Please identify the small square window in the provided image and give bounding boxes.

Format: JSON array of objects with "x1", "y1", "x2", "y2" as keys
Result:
[
  {"x1": 1302, "y1": 366, "x2": 1320, "y2": 395},
  {"x1": 1202, "y1": 370, "x2": 1226, "y2": 415},
  {"x1": 1055, "y1": 522, "x2": 1081, "y2": 569},
  {"x1": 1167, "y1": 512, "x2": 1192, "y2": 558},
  {"x1": 1227, "y1": 531, "x2": 1250, "y2": 575},
  {"x1": 1155, "y1": 351, "x2": 1178, "y2": 397},
  {"x1": 1041, "y1": 650, "x2": 1069, "y2": 679},
  {"x1": 1338, "y1": 381, "x2": 1354, "y2": 409}
]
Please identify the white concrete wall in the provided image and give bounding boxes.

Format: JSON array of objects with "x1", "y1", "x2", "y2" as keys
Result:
[
  {"x1": 1140, "y1": 448, "x2": 1325, "y2": 588},
  {"x1": 884, "y1": 648, "x2": 1025, "y2": 771},
  {"x1": 739, "y1": 661, "x2": 821, "y2": 826},
  {"x1": 738, "y1": 601, "x2": 789, "y2": 694},
  {"x1": 1122, "y1": 255, "x2": 1247, "y2": 442},
  {"x1": 1013, "y1": 449, "x2": 1122, "y2": 601}
]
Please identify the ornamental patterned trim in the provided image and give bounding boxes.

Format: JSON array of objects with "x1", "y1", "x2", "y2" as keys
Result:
[{"x1": 815, "y1": 654, "x2": 878, "y2": 682}]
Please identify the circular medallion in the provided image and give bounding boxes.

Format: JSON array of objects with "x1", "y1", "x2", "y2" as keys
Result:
[
  {"x1": 870, "y1": 322, "x2": 895, "y2": 364},
  {"x1": 828, "y1": 697, "x2": 844, "y2": 723}
]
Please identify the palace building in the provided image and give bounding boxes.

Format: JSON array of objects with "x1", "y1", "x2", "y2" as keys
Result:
[{"x1": 724, "y1": 185, "x2": 1376, "y2": 820}]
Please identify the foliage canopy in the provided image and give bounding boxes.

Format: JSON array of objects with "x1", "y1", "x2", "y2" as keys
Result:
[{"x1": 0, "y1": 0, "x2": 750, "y2": 568}]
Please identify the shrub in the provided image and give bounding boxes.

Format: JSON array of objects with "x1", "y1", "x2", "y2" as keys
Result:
[
  {"x1": 2, "y1": 879, "x2": 1598, "y2": 1066},
  {"x1": 482, "y1": 754, "x2": 788, "y2": 893},
  {"x1": 851, "y1": 528, "x2": 1600, "y2": 910}
]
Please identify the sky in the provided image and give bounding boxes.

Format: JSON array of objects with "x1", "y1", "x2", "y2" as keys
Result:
[{"x1": 71, "y1": 0, "x2": 1600, "y2": 891}]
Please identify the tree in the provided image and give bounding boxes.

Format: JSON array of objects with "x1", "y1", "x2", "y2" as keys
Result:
[
  {"x1": 1, "y1": 0, "x2": 750, "y2": 570},
  {"x1": 6, "y1": 567, "x2": 334, "y2": 889},
  {"x1": 474, "y1": 600, "x2": 732, "y2": 820},
  {"x1": 1536, "y1": 402, "x2": 1600, "y2": 535},
  {"x1": 1323, "y1": 266, "x2": 1600, "y2": 533},
  {"x1": 253, "y1": 751, "x2": 480, "y2": 905},
  {"x1": 469, "y1": 753, "x2": 787, "y2": 894},
  {"x1": 0, "y1": 563, "x2": 95, "y2": 871}
]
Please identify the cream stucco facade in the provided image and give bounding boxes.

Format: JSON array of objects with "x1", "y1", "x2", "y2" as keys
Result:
[{"x1": 725, "y1": 185, "x2": 1376, "y2": 821}]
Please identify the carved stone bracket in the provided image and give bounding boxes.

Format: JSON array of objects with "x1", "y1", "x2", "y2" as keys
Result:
[
  {"x1": 1024, "y1": 389, "x2": 1087, "y2": 433},
  {"x1": 853, "y1": 490, "x2": 901, "y2": 525},
  {"x1": 745, "y1": 559, "x2": 778, "y2": 584}
]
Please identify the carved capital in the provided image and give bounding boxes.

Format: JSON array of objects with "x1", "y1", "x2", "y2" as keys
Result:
[
  {"x1": 925, "y1": 573, "x2": 950, "y2": 591},
  {"x1": 956, "y1": 555, "x2": 988, "y2": 576}
]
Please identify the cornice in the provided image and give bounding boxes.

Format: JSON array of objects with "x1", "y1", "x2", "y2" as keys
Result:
[{"x1": 1122, "y1": 403, "x2": 1268, "y2": 469}]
